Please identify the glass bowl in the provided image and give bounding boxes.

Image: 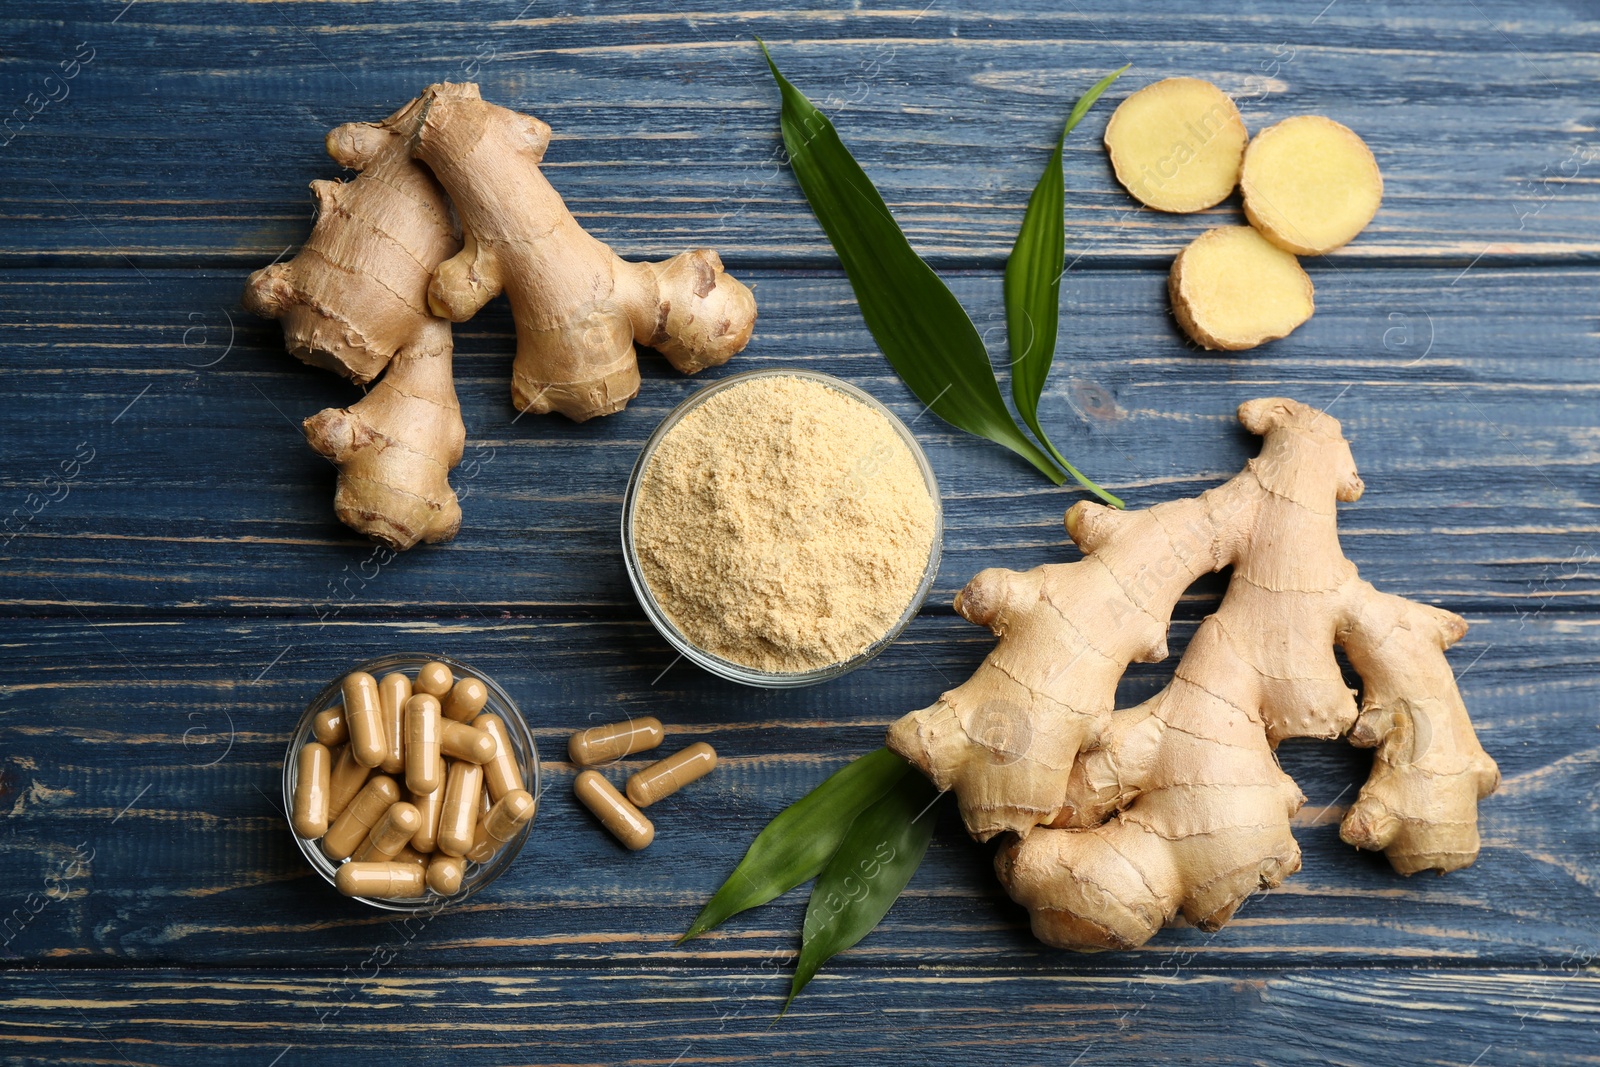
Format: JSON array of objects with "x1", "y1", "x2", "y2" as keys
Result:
[
  {"x1": 282, "y1": 652, "x2": 539, "y2": 912},
  {"x1": 621, "y1": 368, "x2": 943, "y2": 689}
]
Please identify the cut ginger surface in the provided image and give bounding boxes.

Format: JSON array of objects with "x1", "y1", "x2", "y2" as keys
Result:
[
  {"x1": 1169, "y1": 225, "x2": 1314, "y2": 351},
  {"x1": 1103, "y1": 77, "x2": 1248, "y2": 213},
  {"x1": 1241, "y1": 115, "x2": 1383, "y2": 255}
]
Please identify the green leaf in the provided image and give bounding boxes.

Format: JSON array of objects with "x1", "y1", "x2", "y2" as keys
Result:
[
  {"x1": 758, "y1": 40, "x2": 1067, "y2": 486},
  {"x1": 1004, "y1": 66, "x2": 1129, "y2": 509},
  {"x1": 784, "y1": 770, "x2": 939, "y2": 1010},
  {"x1": 679, "y1": 747, "x2": 909, "y2": 943}
]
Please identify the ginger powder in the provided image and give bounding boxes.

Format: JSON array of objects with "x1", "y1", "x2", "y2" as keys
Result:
[{"x1": 632, "y1": 374, "x2": 937, "y2": 674}]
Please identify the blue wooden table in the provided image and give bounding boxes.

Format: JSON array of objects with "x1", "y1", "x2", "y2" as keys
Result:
[{"x1": 3, "y1": 2, "x2": 1598, "y2": 1063}]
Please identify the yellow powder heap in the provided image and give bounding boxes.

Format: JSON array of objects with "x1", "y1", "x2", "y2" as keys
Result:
[{"x1": 632, "y1": 375, "x2": 938, "y2": 674}]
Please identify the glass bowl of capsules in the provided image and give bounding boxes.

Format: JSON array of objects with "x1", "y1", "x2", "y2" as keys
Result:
[{"x1": 282, "y1": 652, "x2": 539, "y2": 912}]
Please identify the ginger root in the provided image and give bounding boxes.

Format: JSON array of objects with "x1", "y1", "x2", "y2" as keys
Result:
[
  {"x1": 1169, "y1": 225, "x2": 1315, "y2": 351},
  {"x1": 244, "y1": 115, "x2": 465, "y2": 549},
  {"x1": 1242, "y1": 116, "x2": 1383, "y2": 255},
  {"x1": 1103, "y1": 77, "x2": 1248, "y2": 213},
  {"x1": 888, "y1": 398, "x2": 1497, "y2": 951},
  {"x1": 360, "y1": 82, "x2": 757, "y2": 421},
  {"x1": 247, "y1": 83, "x2": 757, "y2": 545}
]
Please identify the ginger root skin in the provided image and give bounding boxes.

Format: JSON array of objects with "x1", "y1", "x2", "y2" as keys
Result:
[
  {"x1": 366, "y1": 82, "x2": 757, "y2": 421},
  {"x1": 889, "y1": 398, "x2": 1498, "y2": 951},
  {"x1": 885, "y1": 474, "x2": 1262, "y2": 842},
  {"x1": 244, "y1": 113, "x2": 466, "y2": 549}
]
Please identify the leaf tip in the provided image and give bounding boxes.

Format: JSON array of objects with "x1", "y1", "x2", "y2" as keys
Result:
[{"x1": 755, "y1": 36, "x2": 780, "y2": 79}]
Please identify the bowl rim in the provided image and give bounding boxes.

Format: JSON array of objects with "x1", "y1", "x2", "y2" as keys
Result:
[
  {"x1": 282, "y1": 651, "x2": 540, "y2": 912},
  {"x1": 620, "y1": 367, "x2": 943, "y2": 689}
]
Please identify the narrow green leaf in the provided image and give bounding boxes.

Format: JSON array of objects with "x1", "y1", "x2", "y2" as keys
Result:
[
  {"x1": 679, "y1": 747, "x2": 908, "y2": 943},
  {"x1": 758, "y1": 40, "x2": 1067, "y2": 486},
  {"x1": 1004, "y1": 65, "x2": 1129, "y2": 509},
  {"x1": 784, "y1": 770, "x2": 939, "y2": 1011}
]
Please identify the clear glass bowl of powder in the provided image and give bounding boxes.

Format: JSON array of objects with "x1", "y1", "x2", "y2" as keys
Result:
[{"x1": 622, "y1": 368, "x2": 942, "y2": 688}]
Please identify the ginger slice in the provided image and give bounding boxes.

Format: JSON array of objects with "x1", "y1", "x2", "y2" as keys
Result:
[
  {"x1": 1103, "y1": 77, "x2": 1248, "y2": 213},
  {"x1": 1241, "y1": 115, "x2": 1383, "y2": 255},
  {"x1": 1169, "y1": 225, "x2": 1314, "y2": 350}
]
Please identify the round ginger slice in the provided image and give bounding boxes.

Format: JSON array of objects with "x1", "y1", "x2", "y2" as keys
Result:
[
  {"x1": 1241, "y1": 116, "x2": 1383, "y2": 255},
  {"x1": 1169, "y1": 226, "x2": 1314, "y2": 351},
  {"x1": 1104, "y1": 78, "x2": 1248, "y2": 213}
]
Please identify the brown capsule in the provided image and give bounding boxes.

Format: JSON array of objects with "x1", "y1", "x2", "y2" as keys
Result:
[
  {"x1": 440, "y1": 720, "x2": 496, "y2": 764},
  {"x1": 352, "y1": 801, "x2": 422, "y2": 862},
  {"x1": 327, "y1": 744, "x2": 372, "y2": 822},
  {"x1": 473, "y1": 712, "x2": 524, "y2": 803},
  {"x1": 436, "y1": 761, "x2": 484, "y2": 858},
  {"x1": 426, "y1": 854, "x2": 464, "y2": 896},
  {"x1": 626, "y1": 743, "x2": 717, "y2": 808},
  {"x1": 291, "y1": 742, "x2": 332, "y2": 838},
  {"x1": 415, "y1": 660, "x2": 454, "y2": 698},
  {"x1": 574, "y1": 770, "x2": 654, "y2": 850},
  {"x1": 343, "y1": 672, "x2": 386, "y2": 769},
  {"x1": 467, "y1": 788, "x2": 536, "y2": 863},
  {"x1": 392, "y1": 844, "x2": 428, "y2": 870},
  {"x1": 335, "y1": 861, "x2": 425, "y2": 899},
  {"x1": 312, "y1": 706, "x2": 348, "y2": 747},
  {"x1": 404, "y1": 694, "x2": 443, "y2": 795},
  {"x1": 409, "y1": 755, "x2": 446, "y2": 853},
  {"x1": 322, "y1": 776, "x2": 400, "y2": 861},
  {"x1": 568, "y1": 716, "x2": 663, "y2": 766},
  {"x1": 442, "y1": 676, "x2": 489, "y2": 723},
  {"x1": 377, "y1": 672, "x2": 411, "y2": 775}
]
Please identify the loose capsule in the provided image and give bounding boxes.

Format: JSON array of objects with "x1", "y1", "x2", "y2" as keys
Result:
[
  {"x1": 436, "y1": 761, "x2": 484, "y2": 858},
  {"x1": 574, "y1": 770, "x2": 654, "y2": 850},
  {"x1": 343, "y1": 672, "x2": 386, "y2": 769},
  {"x1": 335, "y1": 861, "x2": 425, "y2": 899},
  {"x1": 626, "y1": 743, "x2": 718, "y2": 808},
  {"x1": 312, "y1": 706, "x2": 348, "y2": 747},
  {"x1": 322, "y1": 776, "x2": 400, "y2": 861},
  {"x1": 327, "y1": 744, "x2": 372, "y2": 821},
  {"x1": 467, "y1": 788, "x2": 537, "y2": 863},
  {"x1": 426, "y1": 854, "x2": 464, "y2": 896},
  {"x1": 377, "y1": 672, "x2": 411, "y2": 775},
  {"x1": 352, "y1": 801, "x2": 422, "y2": 862},
  {"x1": 568, "y1": 716, "x2": 663, "y2": 766},
  {"x1": 404, "y1": 694, "x2": 443, "y2": 795},
  {"x1": 440, "y1": 720, "x2": 496, "y2": 764},
  {"x1": 415, "y1": 661, "x2": 454, "y2": 698},
  {"x1": 409, "y1": 755, "x2": 446, "y2": 853},
  {"x1": 473, "y1": 712, "x2": 524, "y2": 803},
  {"x1": 442, "y1": 676, "x2": 489, "y2": 723},
  {"x1": 291, "y1": 742, "x2": 332, "y2": 838}
]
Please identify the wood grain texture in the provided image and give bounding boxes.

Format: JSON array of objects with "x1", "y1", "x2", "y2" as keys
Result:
[
  {"x1": 2, "y1": 0, "x2": 1597, "y2": 1062},
  {"x1": 2, "y1": 967, "x2": 1597, "y2": 1066},
  {"x1": 0, "y1": 612, "x2": 1593, "y2": 968},
  {"x1": 3, "y1": 267, "x2": 1597, "y2": 613},
  {"x1": 1, "y1": 2, "x2": 1598, "y2": 266}
]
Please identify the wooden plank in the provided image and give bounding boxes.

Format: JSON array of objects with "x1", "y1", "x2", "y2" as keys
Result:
[
  {"x1": 4, "y1": 266, "x2": 1598, "y2": 615},
  {"x1": 3, "y1": 1, "x2": 1598, "y2": 265},
  {"x1": 0, "y1": 612, "x2": 1591, "y2": 967},
  {"x1": 0, "y1": 966, "x2": 1595, "y2": 1064}
]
